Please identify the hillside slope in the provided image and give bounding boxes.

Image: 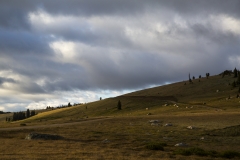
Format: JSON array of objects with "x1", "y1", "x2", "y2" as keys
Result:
[{"x1": 20, "y1": 74, "x2": 240, "y2": 123}]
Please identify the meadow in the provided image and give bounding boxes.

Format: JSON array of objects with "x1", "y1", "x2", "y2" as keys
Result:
[{"x1": 0, "y1": 74, "x2": 240, "y2": 159}]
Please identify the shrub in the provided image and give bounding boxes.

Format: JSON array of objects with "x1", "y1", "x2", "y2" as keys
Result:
[
  {"x1": 220, "y1": 151, "x2": 240, "y2": 159},
  {"x1": 146, "y1": 142, "x2": 166, "y2": 151}
]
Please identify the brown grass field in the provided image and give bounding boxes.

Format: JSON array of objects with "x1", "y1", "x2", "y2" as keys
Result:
[{"x1": 0, "y1": 74, "x2": 240, "y2": 159}]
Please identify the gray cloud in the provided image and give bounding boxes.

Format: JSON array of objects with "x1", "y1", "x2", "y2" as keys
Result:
[{"x1": 0, "y1": 77, "x2": 15, "y2": 85}]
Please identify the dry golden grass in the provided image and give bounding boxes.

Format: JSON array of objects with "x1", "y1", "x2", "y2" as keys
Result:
[{"x1": 0, "y1": 112, "x2": 240, "y2": 160}]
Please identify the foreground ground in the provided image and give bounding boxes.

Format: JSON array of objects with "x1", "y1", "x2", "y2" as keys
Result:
[{"x1": 0, "y1": 111, "x2": 239, "y2": 160}]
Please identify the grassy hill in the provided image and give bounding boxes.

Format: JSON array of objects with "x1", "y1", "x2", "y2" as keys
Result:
[
  {"x1": 17, "y1": 73, "x2": 240, "y2": 123},
  {"x1": 1, "y1": 73, "x2": 240, "y2": 159}
]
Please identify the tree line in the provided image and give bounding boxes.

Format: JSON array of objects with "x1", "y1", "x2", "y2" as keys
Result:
[
  {"x1": 6, "y1": 109, "x2": 36, "y2": 122},
  {"x1": 46, "y1": 102, "x2": 83, "y2": 110}
]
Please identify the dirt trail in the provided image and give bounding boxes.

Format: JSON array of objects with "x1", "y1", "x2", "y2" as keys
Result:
[{"x1": 0, "y1": 117, "x2": 112, "y2": 131}]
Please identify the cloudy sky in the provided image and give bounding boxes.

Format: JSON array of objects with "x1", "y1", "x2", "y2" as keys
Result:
[{"x1": 0, "y1": 0, "x2": 240, "y2": 111}]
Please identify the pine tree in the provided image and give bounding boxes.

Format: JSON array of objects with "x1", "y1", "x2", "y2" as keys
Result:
[
  {"x1": 117, "y1": 100, "x2": 122, "y2": 110},
  {"x1": 234, "y1": 67, "x2": 238, "y2": 78},
  {"x1": 13, "y1": 113, "x2": 17, "y2": 121},
  {"x1": 206, "y1": 73, "x2": 210, "y2": 79},
  {"x1": 26, "y1": 109, "x2": 30, "y2": 118},
  {"x1": 31, "y1": 110, "x2": 36, "y2": 116},
  {"x1": 237, "y1": 71, "x2": 240, "y2": 84}
]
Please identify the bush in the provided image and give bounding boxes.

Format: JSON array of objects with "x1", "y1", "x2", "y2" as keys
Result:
[
  {"x1": 146, "y1": 142, "x2": 166, "y2": 151},
  {"x1": 174, "y1": 147, "x2": 240, "y2": 159},
  {"x1": 220, "y1": 151, "x2": 240, "y2": 159}
]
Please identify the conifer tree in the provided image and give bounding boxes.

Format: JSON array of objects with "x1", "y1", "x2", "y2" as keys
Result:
[
  {"x1": 31, "y1": 110, "x2": 36, "y2": 116},
  {"x1": 237, "y1": 71, "x2": 240, "y2": 84},
  {"x1": 117, "y1": 100, "x2": 122, "y2": 110},
  {"x1": 13, "y1": 113, "x2": 17, "y2": 121},
  {"x1": 234, "y1": 67, "x2": 238, "y2": 78},
  {"x1": 26, "y1": 109, "x2": 30, "y2": 118},
  {"x1": 206, "y1": 73, "x2": 210, "y2": 79}
]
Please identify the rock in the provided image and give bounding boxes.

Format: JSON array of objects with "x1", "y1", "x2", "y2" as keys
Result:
[
  {"x1": 102, "y1": 139, "x2": 110, "y2": 143},
  {"x1": 175, "y1": 142, "x2": 188, "y2": 147},
  {"x1": 147, "y1": 113, "x2": 152, "y2": 115},
  {"x1": 25, "y1": 133, "x2": 64, "y2": 140},
  {"x1": 149, "y1": 120, "x2": 159, "y2": 123},
  {"x1": 187, "y1": 126, "x2": 196, "y2": 129},
  {"x1": 164, "y1": 123, "x2": 172, "y2": 127},
  {"x1": 151, "y1": 123, "x2": 159, "y2": 126}
]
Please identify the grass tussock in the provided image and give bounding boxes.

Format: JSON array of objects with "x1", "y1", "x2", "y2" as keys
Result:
[
  {"x1": 175, "y1": 147, "x2": 240, "y2": 159},
  {"x1": 145, "y1": 142, "x2": 167, "y2": 151}
]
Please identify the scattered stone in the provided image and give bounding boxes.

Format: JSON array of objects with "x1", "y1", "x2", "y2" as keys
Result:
[
  {"x1": 200, "y1": 137, "x2": 205, "y2": 140},
  {"x1": 216, "y1": 90, "x2": 219, "y2": 92},
  {"x1": 147, "y1": 113, "x2": 152, "y2": 115},
  {"x1": 187, "y1": 126, "x2": 196, "y2": 129},
  {"x1": 102, "y1": 139, "x2": 110, "y2": 143},
  {"x1": 164, "y1": 123, "x2": 172, "y2": 127},
  {"x1": 173, "y1": 104, "x2": 179, "y2": 108},
  {"x1": 175, "y1": 143, "x2": 188, "y2": 147},
  {"x1": 25, "y1": 133, "x2": 64, "y2": 140},
  {"x1": 146, "y1": 108, "x2": 148, "y2": 110},
  {"x1": 149, "y1": 120, "x2": 159, "y2": 123}
]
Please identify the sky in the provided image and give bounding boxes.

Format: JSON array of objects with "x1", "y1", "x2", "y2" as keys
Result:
[{"x1": 0, "y1": 0, "x2": 240, "y2": 112}]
